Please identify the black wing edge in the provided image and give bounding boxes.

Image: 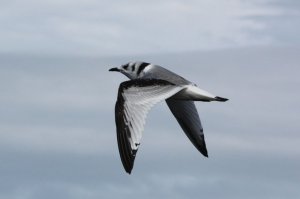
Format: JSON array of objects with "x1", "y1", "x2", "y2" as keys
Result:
[
  {"x1": 115, "y1": 79, "x2": 175, "y2": 174},
  {"x1": 119, "y1": 79, "x2": 175, "y2": 91},
  {"x1": 115, "y1": 91, "x2": 136, "y2": 174}
]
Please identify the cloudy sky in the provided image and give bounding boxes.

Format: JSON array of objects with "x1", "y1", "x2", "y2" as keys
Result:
[
  {"x1": 0, "y1": 0, "x2": 300, "y2": 199},
  {"x1": 1, "y1": 0, "x2": 300, "y2": 56}
]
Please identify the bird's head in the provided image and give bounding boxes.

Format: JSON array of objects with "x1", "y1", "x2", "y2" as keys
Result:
[{"x1": 109, "y1": 61, "x2": 151, "y2": 79}]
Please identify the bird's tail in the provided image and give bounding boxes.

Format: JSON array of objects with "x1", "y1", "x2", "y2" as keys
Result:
[{"x1": 214, "y1": 96, "x2": 229, "y2": 102}]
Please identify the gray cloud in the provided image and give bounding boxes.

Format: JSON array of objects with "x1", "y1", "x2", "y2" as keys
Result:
[
  {"x1": 0, "y1": 0, "x2": 292, "y2": 56},
  {"x1": 0, "y1": 46, "x2": 299, "y2": 198}
]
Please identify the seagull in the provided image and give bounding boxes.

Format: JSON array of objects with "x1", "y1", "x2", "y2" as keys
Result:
[{"x1": 109, "y1": 62, "x2": 228, "y2": 174}]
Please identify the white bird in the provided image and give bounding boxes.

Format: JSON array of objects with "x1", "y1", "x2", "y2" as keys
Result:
[{"x1": 109, "y1": 62, "x2": 228, "y2": 174}]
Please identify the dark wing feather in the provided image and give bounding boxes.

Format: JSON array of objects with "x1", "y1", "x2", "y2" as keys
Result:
[
  {"x1": 115, "y1": 99, "x2": 136, "y2": 173},
  {"x1": 166, "y1": 99, "x2": 208, "y2": 157}
]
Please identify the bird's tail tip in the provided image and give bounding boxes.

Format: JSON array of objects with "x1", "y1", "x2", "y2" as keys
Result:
[{"x1": 215, "y1": 96, "x2": 229, "y2": 102}]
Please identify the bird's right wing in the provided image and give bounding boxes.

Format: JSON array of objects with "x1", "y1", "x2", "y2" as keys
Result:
[
  {"x1": 115, "y1": 79, "x2": 185, "y2": 174},
  {"x1": 166, "y1": 99, "x2": 208, "y2": 157}
]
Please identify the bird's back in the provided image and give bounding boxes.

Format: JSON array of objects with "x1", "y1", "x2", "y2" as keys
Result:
[{"x1": 142, "y1": 65, "x2": 191, "y2": 85}]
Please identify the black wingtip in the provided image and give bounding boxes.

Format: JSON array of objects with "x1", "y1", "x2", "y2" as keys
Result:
[
  {"x1": 126, "y1": 169, "x2": 132, "y2": 174},
  {"x1": 203, "y1": 150, "x2": 209, "y2": 158},
  {"x1": 195, "y1": 135, "x2": 209, "y2": 158},
  {"x1": 121, "y1": 156, "x2": 134, "y2": 175},
  {"x1": 215, "y1": 96, "x2": 229, "y2": 102},
  {"x1": 200, "y1": 146, "x2": 209, "y2": 158}
]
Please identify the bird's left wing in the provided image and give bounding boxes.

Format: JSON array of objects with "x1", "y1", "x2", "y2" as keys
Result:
[{"x1": 115, "y1": 79, "x2": 185, "y2": 174}]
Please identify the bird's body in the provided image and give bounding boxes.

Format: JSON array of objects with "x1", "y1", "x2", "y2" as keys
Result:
[{"x1": 109, "y1": 62, "x2": 228, "y2": 174}]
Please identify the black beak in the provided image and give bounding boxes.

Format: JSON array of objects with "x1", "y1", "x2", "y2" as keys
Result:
[{"x1": 109, "y1": 67, "x2": 120, "y2": 72}]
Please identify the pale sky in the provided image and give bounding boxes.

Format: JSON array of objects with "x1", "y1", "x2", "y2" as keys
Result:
[
  {"x1": 0, "y1": 0, "x2": 299, "y2": 199},
  {"x1": 0, "y1": 0, "x2": 299, "y2": 56}
]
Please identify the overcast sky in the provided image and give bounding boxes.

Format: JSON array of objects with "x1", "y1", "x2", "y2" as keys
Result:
[
  {"x1": 0, "y1": 0, "x2": 300, "y2": 199},
  {"x1": 0, "y1": 0, "x2": 299, "y2": 56}
]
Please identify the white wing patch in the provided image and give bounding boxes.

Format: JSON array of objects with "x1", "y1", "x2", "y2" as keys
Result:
[
  {"x1": 121, "y1": 81, "x2": 184, "y2": 150},
  {"x1": 115, "y1": 79, "x2": 185, "y2": 173}
]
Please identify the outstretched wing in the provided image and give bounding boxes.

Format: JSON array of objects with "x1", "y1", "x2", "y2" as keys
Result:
[
  {"x1": 115, "y1": 79, "x2": 185, "y2": 174},
  {"x1": 166, "y1": 99, "x2": 208, "y2": 157}
]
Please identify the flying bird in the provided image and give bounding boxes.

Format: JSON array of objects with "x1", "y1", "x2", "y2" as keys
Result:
[{"x1": 109, "y1": 62, "x2": 228, "y2": 174}]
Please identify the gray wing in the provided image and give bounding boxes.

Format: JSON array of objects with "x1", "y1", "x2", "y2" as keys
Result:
[
  {"x1": 115, "y1": 79, "x2": 185, "y2": 174},
  {"x1": 142, "y1": 65, "x2": 191, "y2": 85},
  {"x1": 166, "y1": 98, "x2": 208, "y2": 157}
]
